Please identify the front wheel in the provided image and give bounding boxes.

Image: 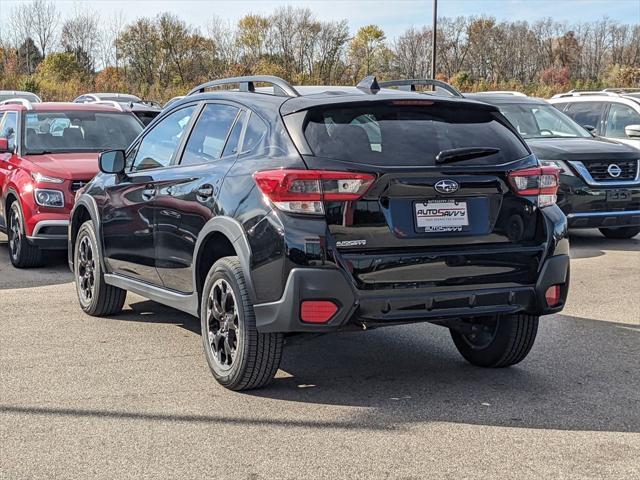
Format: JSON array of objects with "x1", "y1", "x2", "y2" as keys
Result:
[
  {"x1": 201, "y1": 257, "x2": 283, "y2": 391},
  {"x1": 599, "y1": 227, "x2": 640, "y2": 239},
  {"x1": 74, "y1": 220, "x2": 126, "y2": 316},
  {"x1": 450, "y1": 314, "x2": 539, "y2": 368},
  {"x1": 7, "y1": 201, "x2": 42, "y2": 268}
]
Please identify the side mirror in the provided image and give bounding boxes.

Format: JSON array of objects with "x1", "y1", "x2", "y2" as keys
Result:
[
  {"x1": 624, "y1": 124, "x2": 640, "y2": 138},
  {"x1": 582, "y1": 124, "x2": 596, "y2": 134},
  {"x1": 99, "y1": 150, "x2": 126, "y2": 174},
  {"x1": 0, "y1": 138, "x2": 10, "y2": 153}
]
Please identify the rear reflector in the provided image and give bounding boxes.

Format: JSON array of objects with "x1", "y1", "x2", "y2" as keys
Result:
[
  {"x1": 253, "y1": 169, "x2": 375, "y2": 215},
  {"x1": 545, "y1": 285, "x2": 561, "y2": 307},
  {"x1": 508, "y1": 166, "x2": 559, "y2": 207},
  {"x1": 300, "y1": 300, "x2": 338, "y2": 323}
]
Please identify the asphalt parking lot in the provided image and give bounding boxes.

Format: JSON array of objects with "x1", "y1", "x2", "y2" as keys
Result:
[{"x1": 0, "y1": 230, "x2": 638, "y2": 480}]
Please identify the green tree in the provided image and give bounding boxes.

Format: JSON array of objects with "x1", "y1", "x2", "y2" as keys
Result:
[{"x1": 348, "y1": 25, "x2": 388, "y2": 81}]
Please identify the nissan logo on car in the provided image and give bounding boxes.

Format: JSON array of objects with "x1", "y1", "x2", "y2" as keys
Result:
[
  {"x1": 434, "y1": 179, "x2": 460, "y2": 194},
  {"x1": 607, "y1": 164, "x2": 622, "y2": 178}
]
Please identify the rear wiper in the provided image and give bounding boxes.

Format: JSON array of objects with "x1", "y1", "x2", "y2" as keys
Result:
[{"x1": 436, "y1": 147, "x2": 500, "y2": 164}]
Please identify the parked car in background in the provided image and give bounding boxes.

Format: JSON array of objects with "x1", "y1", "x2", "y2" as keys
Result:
[
  {"x1": 69, "y1": 76, "x2": 569, "y2": 391},
  {"x1": 74, "y1": 93, "x2": 162, "y2": 126},
  {"x1": 466, "y1": 92, "x2": 640, "y2": 239},
  {"x1": 0, "y1": 99, "x2": 143, "y2": 267},
  {"x1": 87, "y1": 99, "x2": 162, "y2": 126},
  {"x1": 0, "y1": 91, "x2": 42, "y2": 103},
  {"x1": 549, "y1": 89, "x2": 640, "y2": 150},
  {"x1": 73, "y1": 93, "x2": 142, "y2": 104}
]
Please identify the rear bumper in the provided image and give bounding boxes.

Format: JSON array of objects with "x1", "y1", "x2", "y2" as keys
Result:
[{"x1": 254, "y1": 254, "x2": 570, "y2": 333}]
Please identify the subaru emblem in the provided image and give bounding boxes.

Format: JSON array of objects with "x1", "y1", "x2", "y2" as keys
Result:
[
  {"x1": 607, "y1": 164, "x2": 622, "y2": 178},
  {"x1": 434, "y1": 179, "x2": 459, "y2": 194}
]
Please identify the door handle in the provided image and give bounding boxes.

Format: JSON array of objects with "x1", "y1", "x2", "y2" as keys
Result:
[
  {"x1": 196, "y1": 184, "x2": 214, "y2": 200},
  {"x1": 142, "y1": 185, "x2": 156, "y2": 201}
]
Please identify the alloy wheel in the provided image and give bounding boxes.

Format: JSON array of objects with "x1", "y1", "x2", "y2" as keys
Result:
[
  {"x1": 8, "y1": 207, "x2": 22, "y2": 261},
  {"x1": 206, "y1": 278, "x2": 240, "y2": 371},
  {"x1": 77, "y1": 235, "x2": 96, "y2": 302}
]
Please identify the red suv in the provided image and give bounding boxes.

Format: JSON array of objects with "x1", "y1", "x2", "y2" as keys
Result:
[{"x1": 0, "y1": 99, "x2": 143, "y2": 267}]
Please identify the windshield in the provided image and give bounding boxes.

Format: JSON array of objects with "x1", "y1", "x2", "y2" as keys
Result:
[
  {"x1": 303, "y1": 101, "x2": 529, "y2": 166},
  {"x1": 23, "y1": 111, "x2": 143, "y2": 154},
  {"x1": 498, "y1": 103, "x2": 591, "y2": 139}
]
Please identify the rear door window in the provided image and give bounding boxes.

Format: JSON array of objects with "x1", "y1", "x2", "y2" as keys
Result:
[
  {"x1": 605, "y1": 103, "x2": 640, "y2": 138},
  {"x1": 563, "y1": 102, "x2": 606, "y2": 131},
  {"x1": 303, "y1": 102, "x2": 529, "y2": 166},
  {"x1": 180, "y1": 103, "x2": 239, "y2": 166}
]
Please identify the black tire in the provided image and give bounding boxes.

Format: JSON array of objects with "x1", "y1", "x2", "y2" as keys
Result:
[
  {"x1": 450, "y1": 314, "x2": 539, "y2": 368},
  {"x1": 7, "y1": 201, "x2": 42, "y2": 268},
  {"x1": 598, "y1": 227, "x2": 640, "y2": 239},
  {"x1": 201, "y1": 256, "x2": 283, "y2": 391},
  {"x1": 74, "y1": 220, "x2": 126, "y2": 316}
]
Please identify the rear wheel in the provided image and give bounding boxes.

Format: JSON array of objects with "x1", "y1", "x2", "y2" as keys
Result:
[
  {"x1": 201, "y1": 256, "x2": 283, "y2": 391},
  {"x1": 7, "y1": 201, "x2": 42, "y2": 268},
  {"x1": 74, "y1": 220, "x2": 126, "y2": 316},
  {"x1": 598, "y1": 227, "x2": 640, "y2": 239},
  {"x1": 450, "y1": 314, "x2": 539, "y2": 367}
]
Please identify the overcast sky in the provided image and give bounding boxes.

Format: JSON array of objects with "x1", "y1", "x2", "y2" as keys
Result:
[{"x1": 1, "y1": 0, "x2": 638, "y2": 39}]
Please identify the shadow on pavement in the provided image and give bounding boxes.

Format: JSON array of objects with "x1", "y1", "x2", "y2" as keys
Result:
[
  {"x1": 253, "y1": 314, "x2": 639, "y2": 433},
  {"x1": 569, "y1": 230, "x2": 640, "y2": 260},
  {"x1": 104, "y1": 298, "x2": 639, "y2": 433},
  {"x1": 0, "y1": 235, "x2": 72, "y2": 290},
  {"x1": 110, "y1": 299, "x2": 200, "y2": 334}
]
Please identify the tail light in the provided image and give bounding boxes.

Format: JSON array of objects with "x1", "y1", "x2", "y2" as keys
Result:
[
  {"x1": 508, "y1": 166, "x2": 559, "y2": 207},
  {"x1": 253, "y1": 169, "x2": 375, "y2": 214}
]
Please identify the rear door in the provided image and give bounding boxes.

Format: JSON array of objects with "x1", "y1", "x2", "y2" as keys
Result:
[
  {"x1": 153, "y1": 102, "x2": 243, "y2": 292},
  {"x1": 101, "y1": 104, "x2": 197, "y2": 284}
]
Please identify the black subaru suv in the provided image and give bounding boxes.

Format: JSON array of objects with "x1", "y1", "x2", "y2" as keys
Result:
[
  {"x1": 466, "y1": 92, "x2": 640, "y2": 239},
  {"x1": 68, "y1": 76, "x2": 570, "y2": 391}
]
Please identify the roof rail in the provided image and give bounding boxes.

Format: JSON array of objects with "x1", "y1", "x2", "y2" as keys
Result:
[
  {"x1": 187, "y1": 75, "x2": 300, "y2": 98},
  {"x1": 89, "y1": 100, "x2": 125, "y2": 111},
  {"x1": 378, "y1": 79, "x2": 464, "y2": 98},
  {"x1": 471, "y1": 90, "x2": 528, "y2": 97},
  {"x1": 603, "y1": 87, "x2": 640, "y2": 94},
  {"x1": 0, "y1": 98, "x2": 34, "y2": 110},
  {"x1": 551, "y1": 90, "x2": 621, "y2": 99},
  {"x1": 138, "y1": 100, "x2": 162, "y2": 108}
]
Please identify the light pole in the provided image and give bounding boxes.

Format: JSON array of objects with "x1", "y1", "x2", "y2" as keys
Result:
[{"x1": 431, "y1": 0, "x2": 438, "y2": 80}]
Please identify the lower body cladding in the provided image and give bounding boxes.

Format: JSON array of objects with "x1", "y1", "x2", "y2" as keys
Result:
[
  {"x1": 253, "y1": 254, "x2": 570, "y2": 333},
  {"x1": 25, "y1": 219, "x2": 69, "y2": 249}
]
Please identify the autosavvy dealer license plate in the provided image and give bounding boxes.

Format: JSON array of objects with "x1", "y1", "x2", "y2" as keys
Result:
[{"x1": 415, "y1": 199, "x2": 469, "y2": 233}]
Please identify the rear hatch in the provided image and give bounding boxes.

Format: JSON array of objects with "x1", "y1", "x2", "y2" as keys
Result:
[{"x1": 284, "y1": 98, "x2": 552, "y2": 290}]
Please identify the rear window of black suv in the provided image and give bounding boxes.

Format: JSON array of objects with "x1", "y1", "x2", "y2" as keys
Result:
[{"x1": 303, "y1": 101, "x2": 530, "y2": 166}]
